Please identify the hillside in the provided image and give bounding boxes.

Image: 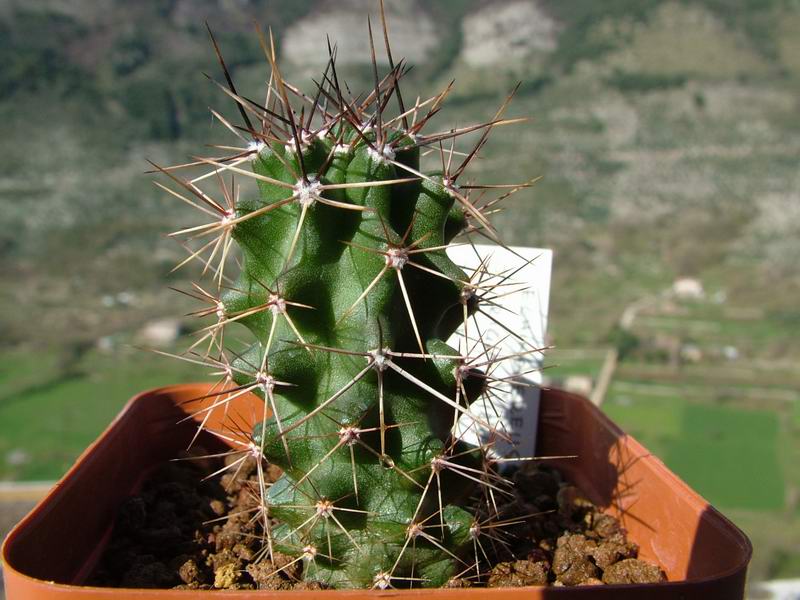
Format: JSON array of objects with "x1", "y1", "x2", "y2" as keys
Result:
[{"x1": 1, "y1": 0, "x2": 798, "y2": 352}]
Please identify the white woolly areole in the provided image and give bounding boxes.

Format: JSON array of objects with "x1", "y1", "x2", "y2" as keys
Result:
[
  {"x1": 333, "y1": 142, "x2": 352, "y2": 155},
  {"x1": 315, "y1": 500, "x2": 334, "y2": 518},
  {"x1": 373, "y1": 572, "x2": 391, "y2": 589},
  {"x1": 255, "y1": 371, "x2": 275, "y2": 394},
  {"x1": 294, "y1": 176, "x2": 322, "y2": 208},
  {"x1": 430, "y1": 455, "x2": 446, "y2": 474},
  {"x1": 268, "y1": 293, "x2": 287, "y2": 315},
  {"x1": 469, "y1": 520, "x2": 481, "y2": 539},
  {"x1": 454, "y1": 362, "x2": 473, "y2": 381},
  {"x1": 459, "y1": 286, "x2": 476, "y2": 304},
  {"x1": 338, "y1": 426, "x2": 361, "y2": 446},
  {"x1": 384, "y1": 247, "x2": 408, "y2": 269},
  {"x1": 367, "y1": 144, "x2": 396, "y2": 165},
  {"x1": 220, "y1": 208, "x2": 235, "y2": 226},
  {"x1": 407, "y1": 522, "x2": 423, "y2": 538},
  {"x1": 369, "y1": 348, "x2": 391, "y2": 371},
  {"x1": 246, "y1": 441, "x2": 264, "y2": 459},
  {"x1": 247, "y1": 140, "x2": 266, "y2": 160},
  {"x1": 302, "y1": 546, "x2": 317, "y2": 560},
  {"x1": 215, "y1": 301, "x2": 226, "y2": 319},
  {"x1": 284, "y1": 130, "x2": 312, "y2": 154},
  {"x1": 442, "y1": 178, "x2": 460, "y2": 197}
]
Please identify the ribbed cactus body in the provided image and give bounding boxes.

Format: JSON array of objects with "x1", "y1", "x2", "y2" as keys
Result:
[
  {"x1": 220, "y1": 128, "x2": 485, "y2": 587},
  {"x1": 156, "y1": 16, "x2": 533, "y2": 588}
]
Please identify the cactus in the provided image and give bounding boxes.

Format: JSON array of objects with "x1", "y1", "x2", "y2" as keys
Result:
[{"x1": 155, "y1": 13, "x2": 535, "y2": 590}]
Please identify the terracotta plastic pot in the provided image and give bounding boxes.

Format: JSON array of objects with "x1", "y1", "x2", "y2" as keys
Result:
[{"x1": 2, "y1": 384, "x2": 751, "y2": 599}]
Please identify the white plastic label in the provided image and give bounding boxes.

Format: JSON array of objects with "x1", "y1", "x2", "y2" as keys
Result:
[{"x1": 446, "y1": 245, "x2": 552, "y2": 463}]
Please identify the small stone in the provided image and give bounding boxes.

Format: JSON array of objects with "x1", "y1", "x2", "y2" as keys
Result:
[
  {"x1": 177, "y1": 559, "x2": 203, "y2": 585},
  {"x1": 214, "y1": 526, "x2": 241, "y2": 551},
  {"x1": 552, "y1": 534, "x2": 599, "y2": 586},
  {"x1": 488, "y1": 560, "x2": 548, "y2": 587},
  {"x1": 593, "y1": 513, "x2": 622, "y2": 539},
  {"x1": 589, "y1": 535, "x2": 637, "y2": 569},
  {"x1": 213, "y1": 563, "x2": 239, "y2": 589},
  {"x1": 246, "y1": 562, "x2": 293, "y2": 590},
  {"x1": 233, "y1": 543, "x2": 254, "y2": 561},
  {"x1": 602, "y1": 559, "x2": 666, "y2": 584},
  {"x1": 208, "y1": 499, "x2": 225, "y2": 516},
  {"x1": 208, "y1": 548, "x2": 241, "y2": 572}
]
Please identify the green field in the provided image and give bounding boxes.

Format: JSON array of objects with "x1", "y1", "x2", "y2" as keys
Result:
[
  {"x1": 0, "y1": 348, "x2": 197, "y2": 480},
  {"x1": 605, "y1": 386, "x2": 785, "y2": 511},
  {"x1": 669, "y1": 404, "x2": 783, "y2": 510}
]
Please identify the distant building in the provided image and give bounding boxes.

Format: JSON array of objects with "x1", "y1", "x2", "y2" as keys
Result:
[
  {"x1": 137, "y1": 319, "x2": 183, "y2": 347},
  {"x1": 722, "y1": 345, "x2": 740, "y2": 361},
  {"x1": 680, "y1": 344, "x2": 703, "y2": 363},
  {"x1": 672, "y1": 278, "x2": 704, "y2": 300},
  {"x1": 563, "y1": 375, "x2": 593, "y2": 397}
]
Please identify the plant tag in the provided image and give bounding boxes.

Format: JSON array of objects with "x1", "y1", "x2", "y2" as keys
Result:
[{"x1": 446, "y1": 245, "x2": 552, "y2": 466}]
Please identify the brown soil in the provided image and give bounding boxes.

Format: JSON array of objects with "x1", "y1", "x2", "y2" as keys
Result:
[{"x1": 89, "y1": 451, "x2": 665, "y2": 589}]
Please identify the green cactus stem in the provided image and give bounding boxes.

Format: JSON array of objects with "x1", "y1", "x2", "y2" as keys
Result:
[{"x1": 156, "y1": 16, "x2": 535, "y2": 590}]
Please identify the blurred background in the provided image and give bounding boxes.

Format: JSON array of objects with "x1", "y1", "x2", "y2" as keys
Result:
[{"x1": 0, "y1": 0, "x2": 798, "y2": 595}]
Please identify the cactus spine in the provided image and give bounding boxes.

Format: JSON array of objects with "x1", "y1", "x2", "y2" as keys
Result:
[{"x1": 156, "y1": 13, "x2": 533, "y2": 589}]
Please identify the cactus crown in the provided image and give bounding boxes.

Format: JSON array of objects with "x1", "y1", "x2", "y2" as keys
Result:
[{"x1": 155, "y1": 11, "x2": 536, "y2": 590}]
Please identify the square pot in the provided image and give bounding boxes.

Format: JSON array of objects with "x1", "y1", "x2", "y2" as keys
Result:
[{"x1": 1, "y1": 384, "x2": 751, "y2": 598}]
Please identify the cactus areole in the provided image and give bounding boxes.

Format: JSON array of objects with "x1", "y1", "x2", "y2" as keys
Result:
[{"x1": 157, "y1": 16, "x2": 537, "y2": 590}]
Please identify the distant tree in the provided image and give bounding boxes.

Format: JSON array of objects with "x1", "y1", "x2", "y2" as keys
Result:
[{"x1": 607, "y1": 325, "x2": 641, "y2": 361}]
